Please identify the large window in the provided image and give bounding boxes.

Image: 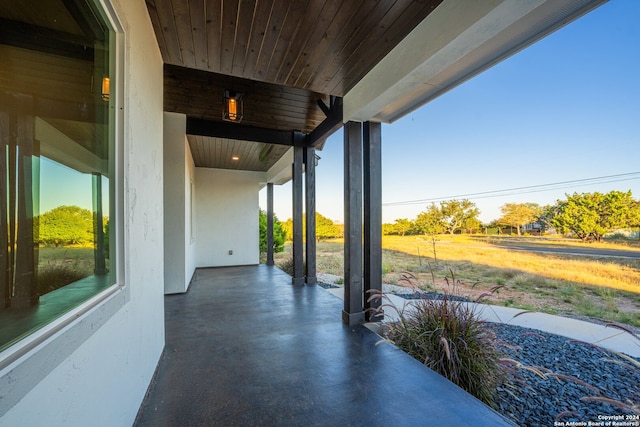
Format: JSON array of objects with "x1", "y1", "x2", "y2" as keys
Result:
[{"x1": 0, "y1": 0, "x2": 116, "y2": 352}]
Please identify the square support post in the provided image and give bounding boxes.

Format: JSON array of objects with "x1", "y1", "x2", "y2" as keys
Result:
[
  {"x1": 364, "y1": 122, "x2": 383, "y2": 321},
  {"x1": 342, "y1": 121, "x2": 364, "y2": 325},
  {"x1": 9, "y1": 111, "x2": 39, "y2": 309},
  {"x1": 92, "y1": 172, "x2": 107, "y2": 275},
  {"x1": 266, "y1": 182, "x2": 274, "y2": 266},
  {"x1": 291, "y1": 133, "x2": 305, "y2": 286},
  {"x1": 304, "y1": 147, "x2": 317, "y2": 285}
]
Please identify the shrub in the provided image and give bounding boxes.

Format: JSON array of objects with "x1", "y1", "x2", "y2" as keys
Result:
[
  {"x1": 259, "y1": 210, "x2": 286, "y2": 254},
  {"x1": 38, "y1": 265, "x2": 86, "y2": 295},
  {"x1": 277, "y1": 257, "x2": 305, "y2": 277},
  {"x1": 499, "y1": 269, "x2": 520, "y2": 280},
  {"x1": 371, "y1": 272, "x2": 507, "y2": 407}
]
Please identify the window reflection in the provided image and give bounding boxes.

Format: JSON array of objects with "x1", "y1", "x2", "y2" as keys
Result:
[{"x1": 0, "y1": 0, "x2": 115, "y2": 351}]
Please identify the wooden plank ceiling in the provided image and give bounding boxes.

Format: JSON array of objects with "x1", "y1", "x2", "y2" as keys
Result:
[
  {"x1": 147, "y1": 0, "x2": 442, "y2": 170},
  {"x1": 188, "y1": 135, "x2": 289, "y2": 171},
  {"x1": 147, "y1": 0, "x2": 441, "y2": 97}
]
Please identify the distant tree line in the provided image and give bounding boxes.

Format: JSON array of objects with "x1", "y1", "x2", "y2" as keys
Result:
[
  {"x1": 281, "y1": 212, "x2": 343, "y2": 242},
  {"x1": 259, "y1": 211, "x2": 344, "y2": 252},
  {"x1": 384, "y1": 199, "x2": 482, "y2": 236},
  {"x1": 383, "y1": 190, "x2": 640, "y2": 242}
]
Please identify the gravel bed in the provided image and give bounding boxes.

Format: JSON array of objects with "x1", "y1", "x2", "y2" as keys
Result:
[
  {"x1": 491, "y1": 323, "x2": 639, "y2": 426},
  {"x1": 389, "y1": 288, "x2": 472, "y2": 302},
  {"x1": 317, "y1": 280, "x2": 639, "y2": 425},
  {"x1": 317, "y1": 282, "x2": 340, "y2": 289}
]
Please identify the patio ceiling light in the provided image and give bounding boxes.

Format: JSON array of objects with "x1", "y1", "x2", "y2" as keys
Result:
[
  {"x1": 101, "y1": 76, "x2": 110, "y2": 101},
  {"x1": 223, "y1": 90, "x2": 243, "y2": 123}
]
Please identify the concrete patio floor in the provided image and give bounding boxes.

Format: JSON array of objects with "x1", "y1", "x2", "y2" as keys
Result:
[{"x1": 134, "y1": 265, "x2": 513, "y2": 426}]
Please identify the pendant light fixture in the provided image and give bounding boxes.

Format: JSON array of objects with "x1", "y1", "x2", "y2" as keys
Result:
[{"x1": 223, "y1": 90, "x2": 243, "y2": 123}]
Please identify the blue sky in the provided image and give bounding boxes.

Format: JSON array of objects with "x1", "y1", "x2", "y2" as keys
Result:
[
  {"x1": 40, "y1": 157, "x2": 109, "y2": 214},
  {"x1": 261, "y1": 0, "x2": 640, "y2": 224}
]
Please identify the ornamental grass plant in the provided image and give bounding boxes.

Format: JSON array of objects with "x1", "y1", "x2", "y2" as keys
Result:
[
  {"x1": 277, "y1": 256, "x2": 305, "y2": 277},
  {"x1": 369, "y1": 271, "x2": 508, "y2": 408}
]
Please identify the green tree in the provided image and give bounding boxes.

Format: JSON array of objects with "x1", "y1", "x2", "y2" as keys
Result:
[
  {"x1": 389, "y1": 218, "x2": 414, "y2": 236},
  {"x1": 462, "y1": 216, "x2": 483, "y2": 234},
  {"x1": 550, "y1": 191, "x2": 640, "y2": 242},
  {"x1": 281, "y1": 218, "x2": 293, "y2": 241},
  {"x1": 414, "y1": 204, "x2": 445, "y2": 235},
  {"x1": 39, "y1": 205, "x2": 94, "y2": 246},
  {"x1": 382, "y1": 223, "x2": 395, "y2": 235},
  {"x1": 259, "y1": 210, "x2": 286, "y2": 253},
  {"x1": 497, "y1": 203, "x2": 542, "y2": 236},
  {"x1": 315, "y1": 213, "x2": 342, "y2": 240},
  {"x1": 439, "y1": 199, "x2": 480, "y2": 235},
  {"x1": 278, "y1": 213, "x2": 342, "y2": 242}
]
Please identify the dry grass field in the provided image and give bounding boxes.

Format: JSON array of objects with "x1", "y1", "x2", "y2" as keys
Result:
[
  {"x1": 275, "y1": 235, "x2": 640, "y2": 326},
  {"x1": 38, "y1": 247, "x2": 95, "y2": 275}
]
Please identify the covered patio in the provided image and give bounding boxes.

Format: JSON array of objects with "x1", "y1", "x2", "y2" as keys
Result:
[
  {"x1": 134, "y1": 266, "x2": 512, "y2": 426},
  {"x1": 153, "y1": 0, "x2": 607, "y2": 324},
  {"x1": 0, "y1": 1, "x2": 611, "y2": 424}
]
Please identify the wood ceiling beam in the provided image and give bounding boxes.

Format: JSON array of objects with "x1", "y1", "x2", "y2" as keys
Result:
[
  {"x1": 307, "y1": 97, "x2": 343, "y2": 148},
  {"x1": 317, "y1": 99, "x2": 331, "y2": 117},
  {"x1": 186, "y1": 118, "x2": 295, "y2": 146}
]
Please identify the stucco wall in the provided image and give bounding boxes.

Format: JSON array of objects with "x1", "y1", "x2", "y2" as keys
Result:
[
  {"x1": 185, "y1": 140, "x2": 197, "y2": 286},
  {"x1": 0, "y1": 0, "x2": 165, "y2": 425},
  {"x1": 195, "y1": 168, "x2": 262, "y2": 267},
  {"x1": 163, "y1": 112, "x2": 195, "y2": 294}
]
